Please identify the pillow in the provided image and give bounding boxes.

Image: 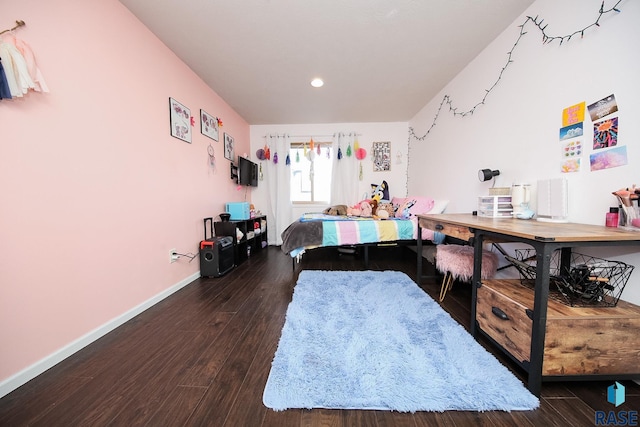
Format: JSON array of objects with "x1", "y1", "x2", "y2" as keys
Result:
[
  {"x1": 395, "y1": 196, "x2": 435, "y2": 218},
  {"x1": 427, "y1": 199, "x2": 449, "y2": 214}
]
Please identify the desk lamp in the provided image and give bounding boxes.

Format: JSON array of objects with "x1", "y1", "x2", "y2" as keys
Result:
[{"x1": 478, "y1": 169, "x2": 500, "y2": 187}]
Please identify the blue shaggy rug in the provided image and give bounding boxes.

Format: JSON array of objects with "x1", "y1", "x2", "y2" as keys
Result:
[{"x1": 263, "y1": 270, "x2": 539, "y2": 412}]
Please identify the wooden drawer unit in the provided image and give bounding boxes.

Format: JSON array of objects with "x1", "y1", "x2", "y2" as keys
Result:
[
  {"x1": 476, "y1": 280, "x2": 533, "y2": 365},
  {"x1": 477, "y1": 279, "x2": 640, "y2": 377},
  {"x1": 418, "y1": 217, "x2": 472, "y2": 242}
]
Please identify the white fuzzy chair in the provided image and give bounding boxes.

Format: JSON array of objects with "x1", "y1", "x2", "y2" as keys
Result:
[{"x1": 435, "y1": 245, "x2": 498, "y2": 302}]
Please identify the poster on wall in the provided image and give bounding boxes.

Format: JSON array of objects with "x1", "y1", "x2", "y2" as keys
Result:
[
  {"x1": 587, "y1": 94, "x2": 618, "y2": 121},
  {"x1": 590, "y1": 146, "x2": 628, "y2": 171},
  {"x1": 562, "y1": 102, "x2": 585, "y2": 127},
  {"x1": 169, "y1": 97, "x2": 192, "y2": 143},
  {"x1": 200, "y1": 109, "x2": 219, "y2": 141},
  {"x1": 559, "y1": 122, "x2": 583, "y2": 141},
  {"x1": 561, "y1": 140, "x2": 582, "y2": 158},
  {"x1": 592, "y1": 117, "x2": 618, "y2": 150},
  {"x1": 372, "y1": 141, "x2": 391, "y2": 172},
  {"x1": 224, "y1": 133, "x2": 235, "y2": 161},
  {"x1": 561, "y1": 158, "x2": 581, "y2": 173}
]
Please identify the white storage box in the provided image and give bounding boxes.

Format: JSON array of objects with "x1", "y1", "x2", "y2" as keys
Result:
[{"x1": 478, "y1": 195, "x2": 513, "y2": 218}]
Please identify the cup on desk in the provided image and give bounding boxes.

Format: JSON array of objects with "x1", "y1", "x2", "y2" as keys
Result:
[{"x1": 511, "y1": 183, "x2": 534, "y2": 219}]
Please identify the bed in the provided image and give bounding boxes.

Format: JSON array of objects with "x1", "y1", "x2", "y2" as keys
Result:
[{"x1": 281, "y1": 197, "x2": 448, "y2": 268}]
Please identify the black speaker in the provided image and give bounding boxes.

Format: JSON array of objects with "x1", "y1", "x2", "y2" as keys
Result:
[{"x1": 200, "y1": 236, "x2": 234, "y2": 278}]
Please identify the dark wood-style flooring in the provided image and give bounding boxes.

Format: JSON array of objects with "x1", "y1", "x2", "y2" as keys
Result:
[{"x1": 1, "y1": 245, "x2": 638, "y2": 426}]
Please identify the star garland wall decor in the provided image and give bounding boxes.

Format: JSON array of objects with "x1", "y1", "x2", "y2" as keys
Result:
[
  {"x1": 408, "y1": 0, "x2": 623, "y2": 143},
  {"x1": 404, "y1": 0, "x2": 623, "y2": 195}
]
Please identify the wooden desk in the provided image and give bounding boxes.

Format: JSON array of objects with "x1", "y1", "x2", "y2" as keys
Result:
[{"x1": 417, "y1": 213, "x2": 640, "y2": 396}]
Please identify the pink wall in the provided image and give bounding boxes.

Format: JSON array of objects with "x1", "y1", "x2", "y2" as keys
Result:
[{"x1": 0, "y1": 0, "x2": 250, "y2": 386}]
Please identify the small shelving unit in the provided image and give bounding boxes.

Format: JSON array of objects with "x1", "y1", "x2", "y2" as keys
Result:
[
  {"x1": 213, "y1": 215, "x2": 268, "y2": 265},
  {"x1": 477, "y1": 195, "x2": 513, "y2": 218}
]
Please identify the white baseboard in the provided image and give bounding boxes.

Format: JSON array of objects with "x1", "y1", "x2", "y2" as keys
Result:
[{"x1": 0, "y1": 272, "x2": 200, "y2": 399}]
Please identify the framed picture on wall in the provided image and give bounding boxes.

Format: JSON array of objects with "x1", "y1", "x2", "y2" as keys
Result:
[
  {"x1": 169, "y1": 97, "x2": 192, "y2": 143},
  {"x1": 224, "y1": 133, "x2": 235, "y2": 161},
  {"x1": 200, "y1": 109, "x2": 219, "y2": 141},
  {"x1": 372, "y1": 141, "x2": 391, "y2": 172}
]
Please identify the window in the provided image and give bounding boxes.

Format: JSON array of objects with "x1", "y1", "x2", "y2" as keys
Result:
[{"x1": 290, "y1": 142, "x2": 333, "y2": 203}]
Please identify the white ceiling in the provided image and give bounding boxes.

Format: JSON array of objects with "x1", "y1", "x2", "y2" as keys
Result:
[{"x1": 119, "y1": 0, "x2": 535, "y2": 125}]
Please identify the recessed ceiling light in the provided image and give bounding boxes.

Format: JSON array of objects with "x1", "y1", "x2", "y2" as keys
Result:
[{"x1": 310, "y1": 78, "x2": 324, "y2": 88}]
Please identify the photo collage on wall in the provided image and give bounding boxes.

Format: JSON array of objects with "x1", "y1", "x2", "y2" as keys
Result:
[
  {"x1": 559, "y1": 101, "x2": 584, "y2": 173},
  {"x1": 559, "y1": 94, "x2": 626, "y2": 173},
  {"x1": 167, "y1": 98, "x2": 224, "y2": 168}
]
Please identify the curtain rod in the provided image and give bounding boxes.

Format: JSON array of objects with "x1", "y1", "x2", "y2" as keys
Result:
[
  {"x1": 262, "y1": 133, "x2": 362, "y2": 139},
  {"x1": 1, "y1": 20, "x2": 26, "y2": 35}
]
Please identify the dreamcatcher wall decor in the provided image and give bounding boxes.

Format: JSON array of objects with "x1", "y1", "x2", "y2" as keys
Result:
[{"x1": 207, "y1": 144, "x2": 215, "y2": 168}]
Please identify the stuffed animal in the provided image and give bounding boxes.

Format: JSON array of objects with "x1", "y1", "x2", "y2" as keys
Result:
[
  {"x1": 370, "y1": 199, "x2": 378, "y2": 216},
  {"x1": 376, "y1": 202, "x2": 395, "y2": 218},
  {"x1": 359, "y1": 200, "x2": 373, "y2": 217},
  {"x1": 371, "y1": 180, "x2": 390, "y2": 202},
  {"x1": 347, "y1": 200, "x2": 364, "y2": 216},
  {"x1": 376, "y1": 209, "x2": 390, "y2": 219},
  {"x1": 323, "y1": 204, "x2": 348, "y2": 216}
]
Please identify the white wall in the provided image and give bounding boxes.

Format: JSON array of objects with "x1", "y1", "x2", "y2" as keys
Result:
[
  {"x1": 408, "y1": 0, "x2": 640, "y2": 304},
  {"x1": 249, "y1": 122, "x2": 409, "y2": 243}
]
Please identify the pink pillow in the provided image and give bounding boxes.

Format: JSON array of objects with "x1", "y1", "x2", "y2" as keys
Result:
[{"x1": 395, "y1": 196, "x2": 435, "y2": 218}]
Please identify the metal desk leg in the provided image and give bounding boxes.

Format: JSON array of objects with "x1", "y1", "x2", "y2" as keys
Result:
[
  {"x1": 470, "y1": 233, "x2": 484, "y2": 336},
  {"x1": 363, "y1": 245, "x2": 369, "y2": 269},
  {"x1": 417, "y1": 225, "x2": 423, "y2": 283},
  {"x1": 527, "y1": 243, "x2": 553, "y2": 397}
]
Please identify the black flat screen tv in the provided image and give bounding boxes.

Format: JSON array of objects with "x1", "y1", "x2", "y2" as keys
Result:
[{"x1": 237, "y1": 156, "x2": 258, "y2": 187}]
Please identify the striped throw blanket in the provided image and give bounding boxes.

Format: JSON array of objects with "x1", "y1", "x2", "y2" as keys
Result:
[{"x1": 322, "y1": 218, "x2": 415, "y2": 246}]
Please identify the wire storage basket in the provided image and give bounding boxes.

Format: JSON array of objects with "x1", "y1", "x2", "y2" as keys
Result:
[{"x1": 508, "y1": 249, "x2": 634, "y2": 307}]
